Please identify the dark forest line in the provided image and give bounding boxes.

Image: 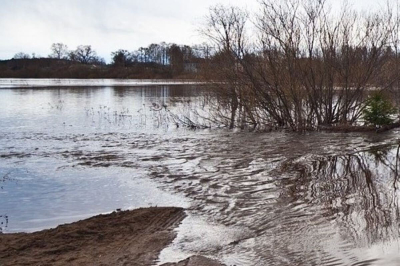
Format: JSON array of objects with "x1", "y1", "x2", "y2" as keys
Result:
[
  {"x1": 0, "y1": 42, "x2": 211, "y2": 79},
  {"x1": 0, "y1": 58, "x2": 201, "y2": 79}
]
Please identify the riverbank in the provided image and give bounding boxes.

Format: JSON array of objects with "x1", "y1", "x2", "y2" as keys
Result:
[
  {"x1": 0, "y1": 207, "x2": 224, "y2": 266},
  {"x1": 0, "y1": 78, "x2": 205, "y2": 88}
]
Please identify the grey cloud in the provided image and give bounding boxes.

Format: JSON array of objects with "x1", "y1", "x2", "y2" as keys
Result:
[{"x1": 0, "y1": 0, "x2": 378, "y2": 61}]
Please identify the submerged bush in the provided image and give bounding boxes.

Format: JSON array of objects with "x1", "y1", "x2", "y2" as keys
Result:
[{"x1": 363, "y1": 92, "x2": 396, "y2": 126}]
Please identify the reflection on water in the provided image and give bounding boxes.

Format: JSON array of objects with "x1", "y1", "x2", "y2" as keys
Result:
[
  {"x1": 0, "y1": 85, "x2": 205, "y2": 134},
  {"x1": 1, "y1": 85, "x2": 400, "y2": 265},
  {"x1": 262, "y1": 144, "x2": 400, "y2": 265},
  {"x1": 301, "y1": 146, "x2": 400, "y2": 246}
]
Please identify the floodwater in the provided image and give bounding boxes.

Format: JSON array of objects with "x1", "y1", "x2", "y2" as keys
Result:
[
  {"x1": 1, "y1": 83, "x2": 400, "y2": 266},
  {"x1": 0, "y1": 78, "x2": 203, "y2": 88}
]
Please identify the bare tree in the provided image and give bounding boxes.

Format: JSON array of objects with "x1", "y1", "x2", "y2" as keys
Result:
[
  {"x1": 13, "y1": 52, "x2": 31, "y2": 59},
  {"x1": 200, "y1": 0, "x2": 400, "y2": 131},
  {"x1": 69, "y1": 45, "x2": 99, "y2": 64},
  {"x1": 201, "y1": 5, "x2": 251, "y2": 128},
  {"x1": 49, "y1": 43, "x2": 68, "y2": 59},
  {"x1": 111, "y1": 49, "x2": 133, "y2": 67}
]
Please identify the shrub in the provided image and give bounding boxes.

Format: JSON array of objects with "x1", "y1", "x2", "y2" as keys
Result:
[{"x1": 363, "y1": 92, "x2": 396, "y2": 126}]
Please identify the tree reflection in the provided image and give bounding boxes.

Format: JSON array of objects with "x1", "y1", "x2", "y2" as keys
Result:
[{"x1": 287, "y1": 144, "x2": 400, "y2": 247}]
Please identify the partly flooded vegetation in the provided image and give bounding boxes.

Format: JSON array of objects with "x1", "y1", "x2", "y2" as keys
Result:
[
  {"x1": 199, "y1": 1, "x2": 400, "y2": 133},
  {"x1": 1, "y1": 84, "x2": 400, "y2": 265},
  {"x1": 4, "y1": 0, "x2": 400, "y2": 265}
]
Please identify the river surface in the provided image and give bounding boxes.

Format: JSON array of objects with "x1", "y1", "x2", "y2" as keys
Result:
[{"x1": 1, "y1": 83, "x2": 400, "y2": 265}]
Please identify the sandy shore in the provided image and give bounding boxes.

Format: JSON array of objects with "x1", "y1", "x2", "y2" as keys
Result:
[{"x1": 0, "y1": 207, "x2": 224, "y2": 266}]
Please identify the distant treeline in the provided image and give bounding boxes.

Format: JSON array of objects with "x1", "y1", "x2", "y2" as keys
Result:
[{"x1": 0, "y1": 42, "x2": 213, "y2": 79}]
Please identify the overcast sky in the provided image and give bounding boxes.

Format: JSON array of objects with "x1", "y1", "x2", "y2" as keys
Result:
[{"x1": 0, "y1": 0, "x2": 388, "y2": 62}]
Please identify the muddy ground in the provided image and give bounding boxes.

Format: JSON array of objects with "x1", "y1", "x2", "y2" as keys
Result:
[{"x1": 0, "y1": 207, "x2": 223, "y2": 266}]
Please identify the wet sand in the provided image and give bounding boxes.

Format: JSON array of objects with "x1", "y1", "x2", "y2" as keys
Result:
[{"x1": 0, "y1": 207, "x2": 216, "y2": 266}]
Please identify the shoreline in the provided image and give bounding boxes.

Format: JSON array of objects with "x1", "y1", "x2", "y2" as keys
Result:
[
  {"x1": 0, "y1": 207, "x2": 224, "y2": 266},
  {"x1": 0, "y1": 78, "x2": 206, "y2": 89}
]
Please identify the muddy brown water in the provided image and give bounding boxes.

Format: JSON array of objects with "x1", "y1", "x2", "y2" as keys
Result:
[{"x1": 1, "y1": 84, "x2": 400, "y2": 265}]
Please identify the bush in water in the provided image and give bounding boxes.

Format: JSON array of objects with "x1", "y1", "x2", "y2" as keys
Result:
[{"x1": 363, "y1": 92, "x2": 396, "y2": 127}]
